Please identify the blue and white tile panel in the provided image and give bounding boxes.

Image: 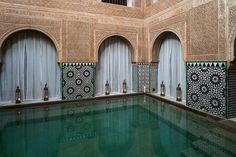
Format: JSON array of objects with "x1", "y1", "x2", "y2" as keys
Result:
[{"x1": 61, "y1": 63, "x2": 95, "y2": 100}]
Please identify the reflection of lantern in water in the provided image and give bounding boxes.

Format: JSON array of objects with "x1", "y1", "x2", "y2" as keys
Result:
[
  {"x1": 161, "y1": 102, "x2": 166, "y2": 116},
  {"x1": 143, "y1": 96, "x2": 147, "y2": 103},
  {"x1": 44, "y1": 107, "x2": 49, "y2": 120},
  {"x1": 15, "y1": 86, "x2": 21, "y2": 104},
  {"x1": 176, "y1": 83, "x2": 182, "y2": 101},
  {"x1": 16, "y1": 110, "x2": 22, "y2": 122},
  {"x1": 176, "y1": 111, "x2": 182, "y2": 123}
]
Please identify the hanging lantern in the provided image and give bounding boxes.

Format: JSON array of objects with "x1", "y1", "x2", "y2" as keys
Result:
[
  {"x1": 176, "y1": 83, "x2": 182, "y2": 101},
  {"x1": 122, "y1": 80, "x2": 127, "y2": 93},
  {"x1": 105, "y1": 80, "x2": 110, "y2": 95},
  {"x1": 44, "y1": 83, "x2": 49, "y2": 101},
  {"x1": 160, "y1": 81, "x2": 165, "y2": 96},
  {"x1": 15, "y1": 86, "x2": 21, "y2": 104}
]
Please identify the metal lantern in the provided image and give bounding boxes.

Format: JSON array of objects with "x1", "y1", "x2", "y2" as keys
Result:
[
  {"x1": 15, "y1": 86, "x2": 21, "y2": 104},
  {"x1": 44, "y1": 83, "x2": 49, "y2": 101},
  {"x1": 176, "y1": 83, "x2": 182, "y2": 101},
  {"x1": 105, "y1": 80, "x2": 110, "y2": 95},
  {"x1": 160, "y1": 81, "x2": 165, "y2": 96},
  {"x1": 122, "y1": 80, "x2": 127, "y2": 93}
]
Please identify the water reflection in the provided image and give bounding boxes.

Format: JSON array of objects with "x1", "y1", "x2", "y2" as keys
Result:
[{"x1": 0, "y1": 96, "x2": 235, "y2": 157}]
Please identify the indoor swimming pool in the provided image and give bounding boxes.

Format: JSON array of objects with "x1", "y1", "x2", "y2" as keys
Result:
[{"x1": 0, "y1": 95, "x2": 235, "y2": 157}]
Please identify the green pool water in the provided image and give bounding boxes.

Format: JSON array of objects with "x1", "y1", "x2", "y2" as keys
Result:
[{"x1": 0, "y1": 95, "x2": 235, "y2": 157}]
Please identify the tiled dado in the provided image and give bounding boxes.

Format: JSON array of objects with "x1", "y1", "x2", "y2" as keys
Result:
[
  {"x1": 186, "y1": 62, "x2": 227, "y2": 118},
  {"x1": 61, "y1": 63, "x2": 95, "y2": 100},
  {"x1": 136, "y1": 63, "x2": 158, "y2": 93},
  {"x1": 149, "y1": 64, "x2": 158, "y2": 93},
  {"x1": 137, "y1": 63, "x2": 150, "y2": 92}
]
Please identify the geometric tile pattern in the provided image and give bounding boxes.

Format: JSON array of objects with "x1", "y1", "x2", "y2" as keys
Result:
[
  {"x1": 137, "y1": 63, "x2": 150, "y2": 93},
  {"x1": 132, "y1": 64, "x2": 138, "y2": 92},
  {"x1": 61, "y1": 63, "x2": 95, "y2": 100},
  {"x1": 149, "y1": 64, "x2": 158, "y2": 93},
  {"x1": 186, "y1": 62, "x2": 227, "y2": 118}
]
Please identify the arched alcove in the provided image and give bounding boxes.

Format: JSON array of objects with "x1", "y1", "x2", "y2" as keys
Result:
[
  {"x1": 0, "y1": 30, "x2": 61, "y2": 102},
  {"x1": 96, "y1": 35, "x2": 133, "y2": 96},
  {"x1": 96, "y1": 34, "x2": 136, "y2": 63},
  {"x1": 151, "y1": 31, "x2": 184, "y2": 63},
  {"x1": 153, "y1": 31, "x2": 186, "y2": 100},
  {"x1": 0, "y1": 27, "x2": 60, "y2": 63}
]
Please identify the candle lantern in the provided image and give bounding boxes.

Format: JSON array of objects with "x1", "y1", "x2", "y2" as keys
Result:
[
  {"x1": 15, "y1": 86, "x2": 21, "y2": 104},
  {"x1": 105, "y1": 80, "x2": 110, "y2": 95},
  {"x1": 176, "y1": 83, "x2": 182, "y2": 101},
  {"x1": 122, "y1": 80, "x2": 127, "y2": 93},
  {"x1": 143, "y1": 85, "x2": 146, "y2": 93},
  {"x1": 160, "y1": 81, "x2": 165, "y2": 96},
  {"x1": 44, "y1": 83, "x2": 49, "y2": 101}
]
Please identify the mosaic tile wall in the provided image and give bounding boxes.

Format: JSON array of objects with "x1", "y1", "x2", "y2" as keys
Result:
[
  {"x1": 149, "y1": 64, "x2": 158, "y2": 93},
  {"x1": 186, "y1": 62, "x2": 227, "y2": 118},
  {"x1": 137, "y1": 63, "x2": 150, "y2": 92},
  {"x1": 61, "y1": 63, "x2": 95, "y2": 100},
  {"x1": 132, "y1": 64, "x2": 138, "y2": 92}
]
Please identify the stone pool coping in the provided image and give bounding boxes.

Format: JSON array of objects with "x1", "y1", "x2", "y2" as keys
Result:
[
  {"x1": 146, "y1": 93, "x2": 236, "y2": 130},
  {"x1": 0, "y1": 92, "x2": 235, "y2": 130},
  {"x1": 0, "y1": 93, "x2": 143, "y2": 110}
]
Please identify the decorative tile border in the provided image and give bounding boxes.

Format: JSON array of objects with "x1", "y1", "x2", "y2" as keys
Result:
[
  {"x1": 186, "y1": 61, "x2": 227, "y2": 118},
  {"x1": 61, "y1": 63, "x2": 95, "y2": 100}
]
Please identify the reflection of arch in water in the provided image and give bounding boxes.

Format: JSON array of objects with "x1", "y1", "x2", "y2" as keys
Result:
[
  {"x1": 0, "y1": 120, "x2": 60, "y2": 157},
  {"x1": 97, "y1": 109, "x2": 134, "y2": 157},
  {"x1": 151, "y1": 120, "x2": 168, "y2": 157},
  {"x1": 156, "y1": 114, "x2": 190, "y2": 157}
]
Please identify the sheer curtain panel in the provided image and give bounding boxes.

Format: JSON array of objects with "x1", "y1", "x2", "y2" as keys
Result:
[
  {"x1": 96, "y1": 37, "x2": 133, "y2": 96},
  {"x1": 0, "y1": 30, "x2": 61, "y2": 103},
  {"x1": 157, "y1": 35, "x2": 186, "y2": 100}
]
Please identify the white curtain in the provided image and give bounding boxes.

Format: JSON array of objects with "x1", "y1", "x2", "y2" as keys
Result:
[
  {"x1": 96, "y1": 37, "x2": 133, "y2": 96},
  {"x1": 157, "y1": 35, "x2": 186, "y2": 100},
  {"x1": 127, "y1": 0, "x2": 133, "y2": 7},
  {"x1": 0, "y1": 30, "x2": 61, "y2": 103}
]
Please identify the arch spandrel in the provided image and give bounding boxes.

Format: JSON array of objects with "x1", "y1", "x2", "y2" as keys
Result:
[{"x1": 0, "y1": 26, "x2": 61, "y2": 62}]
